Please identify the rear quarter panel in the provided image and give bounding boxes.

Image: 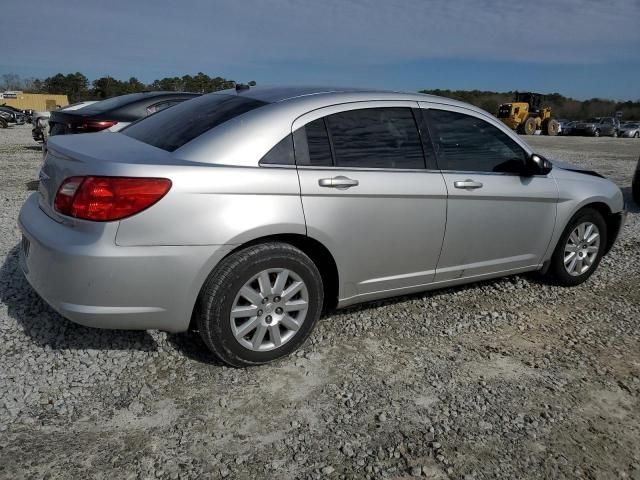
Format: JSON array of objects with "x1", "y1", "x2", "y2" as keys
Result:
[{"x1": 115, "y1": 165, "x2": 306, "y2": 246}]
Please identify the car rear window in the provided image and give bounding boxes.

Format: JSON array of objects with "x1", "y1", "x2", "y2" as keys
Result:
[
  {"x1": 122, "y1": 94, "x2": 268, "y2": 152},
  {"x1": 80, "y1": 93, "x2": 151, "y2": 113}
]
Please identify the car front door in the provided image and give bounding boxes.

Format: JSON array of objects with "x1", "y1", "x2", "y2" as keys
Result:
[
  {"x1": 293, "y1": 102, "x2": 447, "y2": 304},
  {"x1": 419, "y1": 104, "x2": 559, "y2": 282}
]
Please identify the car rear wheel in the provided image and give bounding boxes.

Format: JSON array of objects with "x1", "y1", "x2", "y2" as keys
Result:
[
  {"x1": 547, "y1": 208, "x2": 607, "y2": 286},
  {"x1": 0, "y1": 118, "x2": 7, "y2": 129},
  {"x1": 196, "y1": 242, "x2": 324, "y2": 367}
]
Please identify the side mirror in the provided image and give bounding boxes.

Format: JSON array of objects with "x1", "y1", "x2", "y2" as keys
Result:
[{"x1": 525, "y1": 154, "x2": 553, "y2": 176}]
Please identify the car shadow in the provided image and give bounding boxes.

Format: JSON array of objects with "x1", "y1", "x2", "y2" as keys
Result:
[
  {"x1": 1, "y1": 244, "x2": 159, "y2": 352},
  {"x1": 22, "y1": 145, "x2": 43, "y2": 152},
  {"x1": 165, "y1": 331, "x2": 225, "y2": 366}
]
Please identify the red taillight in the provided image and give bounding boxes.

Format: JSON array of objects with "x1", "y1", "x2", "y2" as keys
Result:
[
  {"x1": 72, "y1": 120, "x2": 118, "y2": 132},
  {"x1": 54, "y1": 176, "x2": 172, "y2": 221}
]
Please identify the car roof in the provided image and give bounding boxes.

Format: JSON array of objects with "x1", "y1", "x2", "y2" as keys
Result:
[
  {"x1": 211, "y1": 85, "x2": 474, "y2": 110},
  {"x1": 175, "y1": 85, "x2": 521, "y2": 166}
]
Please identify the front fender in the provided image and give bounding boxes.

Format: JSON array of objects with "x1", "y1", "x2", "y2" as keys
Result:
[{"x1": 542, "y1": 169, "x2": 624, "y2": 262}]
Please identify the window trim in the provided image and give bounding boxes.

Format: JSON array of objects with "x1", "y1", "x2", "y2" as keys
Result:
[{"x1": 323, "y1": 117, "x2": 337, "y2": 167}]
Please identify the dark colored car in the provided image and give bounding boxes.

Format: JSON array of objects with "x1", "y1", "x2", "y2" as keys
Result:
[
  {"x1": 48, "y1": 92, "x2": 200, "y2": 137},
  {"x1": 633, "y1": 156, "x2": 640, "y2": 205},
  {"x1": 570, "y1": 117, "x2": 620, "y2": 137},
  {"x1": 0, "y1": 106, "x2": 26, "y2": 126}
]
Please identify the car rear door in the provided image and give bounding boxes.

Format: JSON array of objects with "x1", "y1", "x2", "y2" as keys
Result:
[
  {"x1": 419, "y1": 103, "x2": 558, "y2": 282},
  {"x1": 293, "y1": 102, "x2": 447, "y2": 304}
]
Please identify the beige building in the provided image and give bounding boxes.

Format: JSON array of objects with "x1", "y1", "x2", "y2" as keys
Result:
[{"x1": 0, "y1": 91, "x2": 69, "y2": 111}]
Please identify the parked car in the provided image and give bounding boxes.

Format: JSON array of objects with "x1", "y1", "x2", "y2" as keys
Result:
[
  {"x1": 1, "y1": 104, "x2": 27, "y2": 117},
  {"x1": 0, "y1": 106, "x2": 26, "y2": 126},
  {"x1": 19, "y1": 86, "x2": 626, "y2": 366},
  {"x1": 633, "y1": 157, "x2": 640, "y2": 205},
  {"x1": 31, "y1": 101, "x2": 99, "y2": 143},
  {"x1": 570, "y1": 117, "x2": 620, "y2": 137},
  {"x1": 47, "y1": 91, "x2": 200, "y2": 137},
  {"x1": 560, "y1": 120, "x2": 579, "y2": 136},
  {"x1": 619, "y1": 122, "x2": 640, "y2": 138}
]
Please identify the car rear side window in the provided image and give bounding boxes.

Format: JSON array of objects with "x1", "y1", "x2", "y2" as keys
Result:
[
  {"x1": 427, "y1": 109, "x2": 527, "y2": 173},
  {"x1": 326, "y1": 108, "x2": 424, "y2": 169},
  {"x1": 294, "y1": 118, "x2": 333, "y2": 167},
  {"x1": 123, "y1": 94, "x2": 267, "y2": 152},
  {"x1": 260, "y1": 134, "x2": 295, "y2": 165}
]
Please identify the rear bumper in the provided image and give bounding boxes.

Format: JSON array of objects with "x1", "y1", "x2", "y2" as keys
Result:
[{"x1": 18, "y1": 193, "x2": 231, "y2": 332}]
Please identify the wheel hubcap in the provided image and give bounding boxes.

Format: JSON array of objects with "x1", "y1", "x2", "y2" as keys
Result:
[
  {"x1": 230, "y1": 268, "x2": 309, "y2": 352},
  {"x1": 564, "y1": 222, "x2": 600, "y2": 276}
]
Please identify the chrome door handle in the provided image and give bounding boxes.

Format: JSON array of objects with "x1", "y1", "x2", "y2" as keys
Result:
[
  {"x1": 454, "y1": 179, "x2": 483, "y2": 189},
  {"x1": 318, "y1": 176, "x2": 359, "y2": 189}
]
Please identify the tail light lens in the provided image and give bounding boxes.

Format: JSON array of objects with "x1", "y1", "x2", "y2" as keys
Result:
[
  {"x1": 54, "y1": 176, "x2": 171, "y2": 221},
  {"x1": 72, "y1": 120, "x2": 118, "y2": 132}
]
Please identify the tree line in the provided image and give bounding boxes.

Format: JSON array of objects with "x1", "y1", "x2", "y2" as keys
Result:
[
  {"x1": 0, "y1": 72, "x2": 247, "y2": 103},
  {"x1": 420, "y1": 89, "x2": 640, "y2": 121},
  {"x1": 1, "y1": 73, "x2": 638, "y2": 120}
]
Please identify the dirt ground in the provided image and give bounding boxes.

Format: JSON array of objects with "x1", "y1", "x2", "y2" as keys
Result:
[{"x1": 0, "y1": 125, "x2": 639, "y2": 479}]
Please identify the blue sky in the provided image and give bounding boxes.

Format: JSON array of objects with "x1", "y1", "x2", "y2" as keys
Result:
[{"x1": 2, "y1": 0, "x2": 639, "y2": 100}]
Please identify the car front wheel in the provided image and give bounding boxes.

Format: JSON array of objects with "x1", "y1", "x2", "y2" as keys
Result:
[
  {"x1": 196, "y1": 242, "x2": 324, "y2": 367},
  {"x1": 547, "y1": 208, "x2": 607, "y2": 286}
]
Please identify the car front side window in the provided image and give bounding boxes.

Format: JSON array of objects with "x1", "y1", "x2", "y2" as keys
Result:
[{"x1": 426, "y1": 109, "x2": 528, "y2": 174}]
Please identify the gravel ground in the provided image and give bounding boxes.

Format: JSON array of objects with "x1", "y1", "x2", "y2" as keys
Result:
[{"x1": 1, "y1": 125, "x2": 639, "y2": 479}]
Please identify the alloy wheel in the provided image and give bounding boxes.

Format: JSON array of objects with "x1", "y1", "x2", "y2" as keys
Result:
[
  {"x1": 230, "y1": 268, "x2": 309, "y2": 351},
  {"x1": 564, "y1": 222, "x2": 600, "y2": 276}
]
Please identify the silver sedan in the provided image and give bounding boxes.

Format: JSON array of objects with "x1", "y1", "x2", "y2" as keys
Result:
[
  {"x1": 18, "y1": 86, "x2": 626, "y2": 366},
  {"x1": 620, "y1": 122, "x2": 640, "y2": 138}
]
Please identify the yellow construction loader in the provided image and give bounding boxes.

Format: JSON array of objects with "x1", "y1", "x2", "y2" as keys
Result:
[{"x1": 497, "y1": 92, "x2": 558, "y2": 136}]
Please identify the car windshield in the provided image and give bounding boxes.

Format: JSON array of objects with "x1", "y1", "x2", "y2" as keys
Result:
[{"x1": 122, "y1": 93, "x2": 268, "y2": 152}]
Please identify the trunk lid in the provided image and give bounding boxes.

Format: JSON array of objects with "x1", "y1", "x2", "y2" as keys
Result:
[
  {"x1": 49, "y1": 110, "x2": 118, "y2": 136},
  {"x1": 38, "y1": 132, "x2": 175, "y2": 222}
]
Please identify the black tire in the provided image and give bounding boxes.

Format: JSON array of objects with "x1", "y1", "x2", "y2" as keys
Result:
[
  {"x1": 634, "y1": 132, "x2": 639, "y2": 139},
  {"x1": 546, "y1": 208, "x2": 607, "y2": 286},
  {"x1": 594, "y1": 129, "x2": 600, "y2": 137},
  {"x1": 542, "y1": 118, "x2": 559, "y2": 136},
  {"x1": 523, "y1": 117, "x2": 537, "y2": 135},
  {"x1": 196, "y1": 242, "x2": 324, "y2": 367},
  {"x1": 0, "y1": 118, "x2": 7, "y2": 129},
  {"x1": 632, "y1": 158, "x2": 640, "y2": 205}
]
